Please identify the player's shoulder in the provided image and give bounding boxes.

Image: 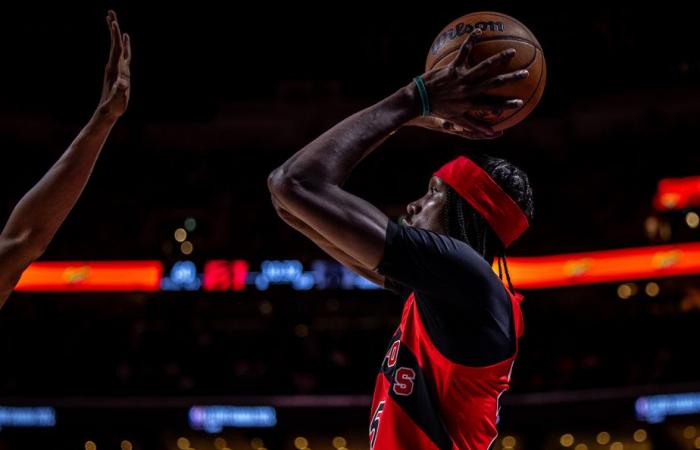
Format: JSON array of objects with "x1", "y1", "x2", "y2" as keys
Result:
[
  {"x1": 404, "y1": 225, "x2": 500, "y2": 283},
  {"x1": 397, "y1": 223, "x2": 465, "y2": 254}
]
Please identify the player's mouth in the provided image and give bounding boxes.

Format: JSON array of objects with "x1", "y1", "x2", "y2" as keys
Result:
[{"x1": 399, "y1": 215, "x2": 412, "y2": 227}]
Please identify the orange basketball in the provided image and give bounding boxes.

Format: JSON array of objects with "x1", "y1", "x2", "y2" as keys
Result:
[{"x1": 426, "y1": 12, "x2": 546, "y2": 131}]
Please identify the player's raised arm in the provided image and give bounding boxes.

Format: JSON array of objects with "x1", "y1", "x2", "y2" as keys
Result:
[{"x1": 0, "y1": 10, "x2": 131, "y2": 307}]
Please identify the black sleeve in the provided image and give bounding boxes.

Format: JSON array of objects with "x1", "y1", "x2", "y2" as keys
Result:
[
  {"x1": 377, "y1": 220, "x2": 515, "y2": 366},
  {"x1": 377, "y1": 220, "x2": 497, "y2": 299},
  {"x1": 382, "y1": 276, "x2": 413, "y2": 300}
]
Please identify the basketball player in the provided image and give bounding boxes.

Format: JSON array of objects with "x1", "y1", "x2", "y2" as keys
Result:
[
  {"x1": 269, "y1": 29, "x2": 534, "y2": 449},
  {"x1": 0, "y1": 10, "x2": 131, "y2": 308}
]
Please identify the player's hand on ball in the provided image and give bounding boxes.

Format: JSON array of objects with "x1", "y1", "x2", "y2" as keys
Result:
[
  {"x1": 98, "y1": 10, "x2": 131, "y2": 119},
  {"x1": 420, "y1": 29, "x2": 528, "y2": 134}
]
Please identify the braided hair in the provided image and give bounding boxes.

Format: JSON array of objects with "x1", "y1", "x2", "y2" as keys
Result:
[{"x1": 440, "y1": 155, "x2": 534, "y2": 292}]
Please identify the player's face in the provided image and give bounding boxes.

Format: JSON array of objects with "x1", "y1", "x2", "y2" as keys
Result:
[{"x1": 401, "y1": 176, "x2": 448, "y2": 233}]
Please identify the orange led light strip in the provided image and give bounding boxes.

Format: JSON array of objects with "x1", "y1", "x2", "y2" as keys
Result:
[
  {"x1": 15, "y1": 261, "x2": 162, "y2": 292},
  {"x1": 501, "y1": 243, "x2": 700, "y2": 289}
]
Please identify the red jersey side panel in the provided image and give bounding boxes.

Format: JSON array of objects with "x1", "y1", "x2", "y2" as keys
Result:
[{"x1": 369, "y1": 290, "x2": 524, "y2": 450}]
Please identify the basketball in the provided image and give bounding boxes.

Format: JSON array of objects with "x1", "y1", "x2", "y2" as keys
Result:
[{"x1": 426, "y1": 12, "x2": 546, "y2": 131}]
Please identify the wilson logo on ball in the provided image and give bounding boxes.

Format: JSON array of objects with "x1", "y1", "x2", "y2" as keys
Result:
[
  {"x1": 426, "y1": 12, "x2": 546, "y2": 132},
  {"x1": 431, "y1": 21, "x2": 505, "y2": 54}
]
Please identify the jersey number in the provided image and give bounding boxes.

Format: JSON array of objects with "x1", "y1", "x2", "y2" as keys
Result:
[{"x1": 369, "y1": 400, "x2": 385, "y2": 449}]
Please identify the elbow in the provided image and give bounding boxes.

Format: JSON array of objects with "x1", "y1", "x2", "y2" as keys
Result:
[
  {"x1": 268, "y1": 169, "x2": 298, "y2": 222},
  {"x1": 267, "y1": 167, "x2": 306, "y2": 201},
  {"x1": 267, "y1": 167, "x2": 286, "y2": 196}
]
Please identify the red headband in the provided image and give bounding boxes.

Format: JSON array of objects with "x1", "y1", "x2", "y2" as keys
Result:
[{"x1": 434, "y1": 156, "x2": 529, "y2": 247}]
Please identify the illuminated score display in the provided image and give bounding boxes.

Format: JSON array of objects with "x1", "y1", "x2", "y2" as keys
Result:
[
  {"x1": 163, "y1": 259, "x2": 380, "y2": 292},
  {"x1": 203, "y1": 260, "x2": 249, "y2": 291}
]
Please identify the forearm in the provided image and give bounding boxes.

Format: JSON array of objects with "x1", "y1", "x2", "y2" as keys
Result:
[
  {"x1": 1, "y1": 111, "x2": 117, "y2": 255},
  {"x1": 0, "y1": 9, "x2": 131, "y2": 309},
  {"x1": 272, "y1": 83, "x2": 418, "y2": 188},
  {"x1": 267, "y1": 85, "x2": 419, "y2": 269},
  {"x1": 271, "y1": 195, "x2": 384, "y2": 285}
]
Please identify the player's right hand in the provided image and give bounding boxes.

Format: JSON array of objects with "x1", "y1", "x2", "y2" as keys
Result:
[{"x1": 419, "y1": 29, "x2": 528, "y2": 135}]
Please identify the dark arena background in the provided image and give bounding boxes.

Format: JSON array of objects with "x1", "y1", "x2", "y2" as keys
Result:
[{"x1": 1, "y1": 2, "x2": 700, "y2": 450}]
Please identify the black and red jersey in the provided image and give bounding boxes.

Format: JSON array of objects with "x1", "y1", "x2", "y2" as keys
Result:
[{"x1": 372, "y1": 221, "x2": 524, "y2": 450}]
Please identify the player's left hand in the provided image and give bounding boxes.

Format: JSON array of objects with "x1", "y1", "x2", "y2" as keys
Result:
[{"x1": 97, "y1": 10, "x2": 131, "y2": 119}]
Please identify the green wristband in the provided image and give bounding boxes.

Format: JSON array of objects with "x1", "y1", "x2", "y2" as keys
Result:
[{"x1": 413, "y1": 76, "x2": 430, "y2": 117}]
